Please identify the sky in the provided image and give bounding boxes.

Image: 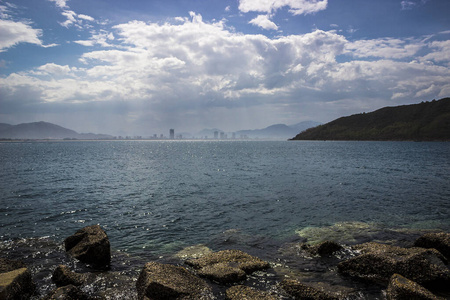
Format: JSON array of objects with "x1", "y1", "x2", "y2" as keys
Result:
[{"x1": 1, "y1": 0, "x2": 449, "y2": 136}]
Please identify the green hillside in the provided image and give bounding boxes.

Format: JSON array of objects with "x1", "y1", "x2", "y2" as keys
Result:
[{"x1": 290, "y1": 98, "x2": 450, "y2": 141}]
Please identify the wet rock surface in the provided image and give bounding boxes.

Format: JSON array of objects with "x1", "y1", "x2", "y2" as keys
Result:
[
  {"x1": 225, "y1": 285, "x2": 277, "y2": 300},
  {"x1": 64, "y1": 225, "x2": 111, "y2": 268},
  {"x1": 414, "y1": 232, "x2": 450, "y2": 261},
  {"x1": 197, "y1": 262, "x2": 247, "y2": 283},
  {"x1": 185, "y1": 249, "x2": 270, "y2": 283},
  {"x1": 1, "y1": 226, "x2": 450, "y2": 299},
  {"x1": 386, "y1": 273, "x2": 444, "y2": 300},
  {"x1": 0, "y1": 258, "x2": 35, "y2": 300},
  {"x1": 0, "y1": 267, "x2": 35, "y2": 300},
  {"x1": 280, "y1": 279, "x2": 339, "y2": 300},
  {"x1": 52, "y1": 264, "x2": 89, "y2": 287},
  {"x1": 337, "y1": 242, "x2": 450, "y2": 288},
  {"x1": 43, "y1": 284, "x2": 91, "y2": 300},
  {"x1": 300, "y1": 241, "x2": 343, "y2": 257},
  {"x1": 136, "y1": 261, "x2": 212, "y2": 300}
]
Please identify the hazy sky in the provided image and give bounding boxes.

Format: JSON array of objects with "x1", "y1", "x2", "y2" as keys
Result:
[{"x1": 1, "y1": 0, "x2": 449, "y2": 135}]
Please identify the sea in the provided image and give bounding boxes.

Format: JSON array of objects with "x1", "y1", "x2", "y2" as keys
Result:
[{"x1": 1, "y1": 140, "x2": 449, "y2": 299}]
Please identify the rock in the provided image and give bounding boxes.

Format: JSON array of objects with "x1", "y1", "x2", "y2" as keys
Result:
[
  {"x1": 386, "y1": 274, "x2": 444, "y2": 300},
  {"x1": 175, "y1": 245, "x2": 213, "y2": 260},
  {"x1": 225, "y1": 285, "x2": 277, "y2": 300},
  {"x1": 43, "y1": 284, "x2": 91, "y2": 300},
  {"x1": 0, "y1": 258, "x2": 26, "y2": 273},
  {"x1": 337, "y1": 242, "x2": 450, "y2": 288},
  {"x1": 0, "y1": 259, "x2": 35, "y2": 300},
  {"x1": 64, "y1": 225, "x2": 111, "y2": 268},
  {"x1": 136, "y1": 262, "x2": 212, "y2": 300},
  {"x1": 414, "y1": 232, "x2": 450, "y2": 261},
  {"x1": 185, "y1": 249, "x2": 270, "y2": 283},
  {"x1": 52, "y1": 265, "x2": 88, "y2": 287},
  {"x1": 280, "y1": 279, "x2": 339, "y2": 300},
  {"x1": 197, "y1": 262, "x2": 246, "y2": 284},
  {"x1": 300, "y1": 241, "x2": 343, "y2": 256},
  {"x1": 0, "y1": 268, "x2": 34, "y2": 300}
]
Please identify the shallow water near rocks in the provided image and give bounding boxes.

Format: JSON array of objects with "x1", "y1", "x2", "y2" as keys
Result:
[{"x1": 1, "y1": 140, "x2": 449, "y2": 298}]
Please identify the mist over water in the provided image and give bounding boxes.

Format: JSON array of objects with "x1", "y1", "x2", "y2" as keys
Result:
[{"x1": 1, "y1": 140, "x2": 449, "y2": 255}]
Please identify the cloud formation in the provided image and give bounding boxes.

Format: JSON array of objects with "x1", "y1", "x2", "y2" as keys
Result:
[
  {"x1": 249, "y1": 15, "x2": 278, "y2": 30},
  {"x1": 1, "y1": 11, "x2": 449, "y2": 134},
  {"x1": 238, "y1": 0, "x2": 328, "y2": 15},
  {"x1": 239, "y1": 0, "x2": 327, "y2": 30},
  {"x1": 0, "y1": 19, "x2": 44, "y2": 52}
]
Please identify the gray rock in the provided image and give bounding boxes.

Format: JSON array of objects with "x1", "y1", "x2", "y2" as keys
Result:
[
  {"x1": 0, "y1": 267, "x2": 35, "y2": 300},
  {"x1": 43, "y1": 284, "x2": 91, "y2": 300},
  {"x1": 300, "y1": 241, "x2": 343, "y2": 256},
  {"x1": 337, "y1": 242, "x2": 450, "y2": 288},
  {"x1": 0, "y1": 258, "x2": 26, "y2": 273},
  {"x1": 414, "y1": 232, "x2": 450, "y2": 261},
  {"x1": 136, "y1": 262, "x2": 212, "y2": 300},
  {"x1": 185, "y1": 249, "x2": 270, "y2": 283},
  {"x1": 197, "y1": 262, "x2": 246, "y2": 284},
  {"x1": 280, "y1": 279, "x2": 339, "y2": 300},
  {"x1": 386, "y1": 274, "x2": 444, "y2": 300},
  {"x1": 52, "y1": 265, "x2": 88, "y2": 287},
  {"x1": 225, "y1": 285, "x2": 277, "y2": 300},
  {"x1": 64, "y1": 225, "x2": 111, "y2": 268},
  {"x1": 0, "y1": 258, "x2": 35, "y2": 300}
]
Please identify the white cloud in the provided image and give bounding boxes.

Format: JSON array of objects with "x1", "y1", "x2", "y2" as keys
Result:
[
  {"x1": 238, "y1": 0, "x2": 328, "y2": 15},
  {"x1": 1, "y1": 12, "x2": 449, "y2": 133},
  {"x1": 60, "y1": 9, "x2": 77, "y2": 28},
  {"x1": 74, "y1": 30, "x2": 115, "y2": 47},
  {"x1": 249, "y1": 14, "x2": 278, "y2": 30},
  {"x1": 0, "y1": 19, "x2": 43, "y2": 52},
  {"x1": 422, "y1": 40, "x2": 450, "y2": 62},
  {"x1": 346, "y1": 37, "x2": 424, "y2": 59},
  {"x1": 48, "y1": 0, "x2": 68, "y2": 9},
  {"x1": 78, "y1": 14, "x2": 95, "y2": 22},
  {"x1": 401, "y1": 1, "x2": 416, "y2": 10}
]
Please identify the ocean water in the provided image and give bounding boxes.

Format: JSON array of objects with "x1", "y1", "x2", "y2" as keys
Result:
[{"x1": 1, "y1": 140, "x2": 449, "y2": 298}]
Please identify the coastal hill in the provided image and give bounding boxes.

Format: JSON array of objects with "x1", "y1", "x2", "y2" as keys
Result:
[
  {"x1": 0, "y1": 121, "x2": 113, "y2": 140},
  {"x1": 290, "y1": 97, "x2": 450, "y2": 141}
]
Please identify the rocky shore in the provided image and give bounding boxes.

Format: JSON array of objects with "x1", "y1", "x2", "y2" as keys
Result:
[{"x1": 1, "y1": 225, "x2": 449, "y2": 299}]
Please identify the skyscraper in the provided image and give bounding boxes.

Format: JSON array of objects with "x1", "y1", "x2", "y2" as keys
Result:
[{"x1": 170, "y1": 129, "x2": 175, "y2": 139}]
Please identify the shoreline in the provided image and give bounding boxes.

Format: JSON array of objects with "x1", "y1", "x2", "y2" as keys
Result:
[{"x1": 1, "y1": 226, "x2": 449, "y2": 299}]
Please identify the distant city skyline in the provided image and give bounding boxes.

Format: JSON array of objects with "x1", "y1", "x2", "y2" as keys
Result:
[{"x1": 1, "y1": 0, "x2": 449, "y2": 136}]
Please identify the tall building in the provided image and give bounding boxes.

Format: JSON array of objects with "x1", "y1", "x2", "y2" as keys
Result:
[
  {"x1": 214, "y1": 131, "x2": 219, "y2": 139},
  {"x1": 170, "y1": 129, "x2": 175, "y2": 139}
]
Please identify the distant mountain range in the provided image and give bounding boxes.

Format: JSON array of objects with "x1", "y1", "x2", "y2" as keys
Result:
[
  {"x1": 291, "y1": 97, "x2": 450, "y2": 141},
  {"x1": 235, "y1": 121, "x2": 320, "y2": 139},
  {"x1": 0, "y1": 121, "x2": 113, "y2": 140},
  {"x1": 0, "y1": 120, "x2": 321, "y2": 140}
]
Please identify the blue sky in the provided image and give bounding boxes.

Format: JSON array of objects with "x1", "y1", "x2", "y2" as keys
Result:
[{"x1": 1, "y1": 0, "x2": 449, "y2": 135}]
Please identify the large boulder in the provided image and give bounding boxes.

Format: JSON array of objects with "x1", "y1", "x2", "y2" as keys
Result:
[
  {"x1": 185, "y1": 249, "x2": 270, "y2": 283},
  {"x1": 52, "y1": 265, "x2": 88, "y2": 287},
  {"x1": 386, "y1": 274, "x2": 444, "y2": 300},
  {"x1": 64, "y1": 225, "x2": 111, "y2": 268},
  {"x1": 280, "y1": 279, "x2": 339, "y2": 300},
  {"x1": 225, "y1": 285, "x2": 277, "y2": 300},
  {"x1": 338, "y1": 242, "x2": 450, "y2": 288},
  {"x1": 414, "y1": 232, "x2": 450, "y2": 261},
  {"x1": 0, "y1": 258, "x2": 35, "y2": 300},
  {"x1": 136, "y1": 262, "x2": 212, "y2": 300}
]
